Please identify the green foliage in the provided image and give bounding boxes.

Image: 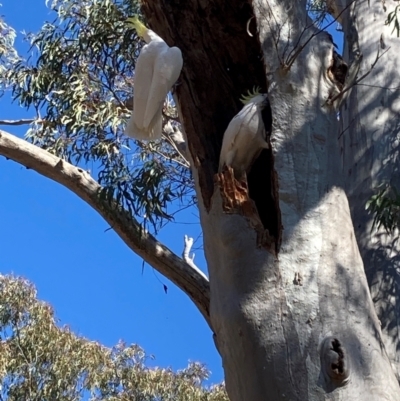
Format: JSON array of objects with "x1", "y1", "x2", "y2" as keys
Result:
[
  {"x1": 307, "y1": 0, "x2": 330, "y2": 27},
  {"x1": 0, "y1": 275, "x2": 228, "y2": 401},
  {"x1": 307, "y1": 0, "x2": 327, "y2": 13},
  {"x1": 5, "y1": 0, "x2": 193, "y2": 231},
  {"x1": 366, "y1": 185, "x2": 400, "y2": 234},
  {"x1": 385, "y1": 5, "x2": 400, "y2": 37},
  {"x1": 0, "y1": 7, "x2": 19, "y2": 89}
]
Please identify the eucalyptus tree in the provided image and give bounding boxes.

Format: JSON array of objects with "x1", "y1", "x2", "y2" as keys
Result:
[
  {"x1": 0, "y1": 274, "x2": 228, "y2": 401},
  {"x1": 1, "y1": 0, "x2": 400, "y2": 400}
]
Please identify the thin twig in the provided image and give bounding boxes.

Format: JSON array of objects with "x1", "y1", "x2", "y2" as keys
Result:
[
  {"x1": 337, "y1": 116, "x2": 357, "y2": 140},
  {"x1": 133, "y1": 129, "x2": 190, "y2": 169},
  {"x1": 285, "y1": 0, "x2": 356, "y2": 70},
  {"x1": 357, "y1": 83, "x2": 400, "y2": 91},
  {"x1": 162, "y1": 125, "x2": 190, "y2": 167},
  {"x1": 259, "y1": 3, "x2": 285, "y2": 66},
  {"x1": 154, "y1": 146, "x2": 189, "y2": 169},
  {"x1": 246, "y1": 16, "x2": 254, "y2": 37}
]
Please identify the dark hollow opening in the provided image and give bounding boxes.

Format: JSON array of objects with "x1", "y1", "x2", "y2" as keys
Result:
[{"x1": 247, "y1": 147, "x2": 281, "y2": 251}]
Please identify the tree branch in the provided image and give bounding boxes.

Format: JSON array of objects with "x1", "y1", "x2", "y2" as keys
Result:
[
  {"x1": 182, "y1": 235, "x2": 199, "y2": 271},
  {"x1": 0, "y1": 119, "x2": 36, "y2": 126},
  {"x1": 0, "y1": 129, "x2": 211, "y2": 327}
]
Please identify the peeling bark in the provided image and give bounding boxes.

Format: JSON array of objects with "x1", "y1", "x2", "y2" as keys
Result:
[{"x1": 217, "y1": 166, "x2": 278, "y2": 254}]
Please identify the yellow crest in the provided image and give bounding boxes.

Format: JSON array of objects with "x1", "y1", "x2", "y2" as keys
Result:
[
  {"x1": 240, "y1": 86, "x2": 262, "y2": 104},
  {"x1": 126, "y1": 15, "x2": 148, "y2": 38}
]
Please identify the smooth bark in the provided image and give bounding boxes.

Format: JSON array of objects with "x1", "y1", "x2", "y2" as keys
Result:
[{"x1": 332, "y1": 0, "x2": 400, "y2": 380}]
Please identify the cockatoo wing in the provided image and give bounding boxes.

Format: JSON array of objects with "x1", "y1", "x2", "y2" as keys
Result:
[
  {"x1": 126, "y1": 43, "x2": 182, "y2": 141},
  {"x1": 124, "y1": 113, "x2": 137, "y2": 139},
  {"x1": 218, "y1": 102, "x2": 258, "y2": 171},
  {"x1": 132, "y1": 43, "x2": 157, "y2": 131},
  {"x1": 219, "y1": 94, "x2": 271, "y2": 177},
  {"x1": 125, "y1": 114, "x2": 152, "y2": 140},
  {"x1": 143, "y1": 45, "x2": 183, "y2": 129},
  {"x1": 124, "y1": 108, "x2": 162, "y2": 140},
  {"x1": 219, "y1": 117, "x2": 243, "y2": 171}
]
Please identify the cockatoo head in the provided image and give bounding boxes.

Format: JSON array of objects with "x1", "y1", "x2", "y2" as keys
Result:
[
  {"x1": 242, "y1": 91, "x2": 270, "y2": 121},
  {"x1": 248, "y1": 93, "x2": 268, "y2": 107},
  {"x1": 240, "y1": 86, "x2": 263, "y2": 105},
  {"x1": 247, "y1": 93, "x2": 272, "y2": 139},
  {"x1": 126, "y1": 15, "x2": 147, "y2": 37},
  {"x1": 126, "y1": 15, "x2": 158, "y2": 43}
]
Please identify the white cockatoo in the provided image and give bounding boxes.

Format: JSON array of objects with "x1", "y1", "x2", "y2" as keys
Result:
[
  {"x1": 219, "y1": 92, "x2": 272, "y2": 179},
  {"x1": 125, "y1": 16, "x2": 183, "y2": 141}
]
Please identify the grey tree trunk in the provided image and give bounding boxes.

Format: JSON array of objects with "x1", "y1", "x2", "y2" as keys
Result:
[
  {"x1": 334, "y1": 0, "x2": 400, "y2": 380},
  {"x1": 143, "y1": 0, "x2": 400, "y2": 399}
]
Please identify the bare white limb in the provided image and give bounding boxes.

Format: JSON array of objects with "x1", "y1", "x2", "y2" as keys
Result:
[
  {"x1": 182, "y1": 235, "x2": 205, "y2": 277},
  {"x1": 0, "y1": 129, "x2": 211, "y2": 326}
]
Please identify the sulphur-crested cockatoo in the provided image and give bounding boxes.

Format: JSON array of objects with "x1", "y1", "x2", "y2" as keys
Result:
[
  {"x1": 219, "y1": 92, "x2": 272, "y2": 179},
  {"x1": 124, "y1": 16, "x2": 183, "y2": 141}
]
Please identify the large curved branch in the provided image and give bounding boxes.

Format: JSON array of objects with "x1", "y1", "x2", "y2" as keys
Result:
[{"x1": 0, "y1": 129, "x2": 211, "y2": 327}]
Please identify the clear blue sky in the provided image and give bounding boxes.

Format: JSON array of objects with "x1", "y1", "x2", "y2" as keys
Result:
[{"x1": 0, "y1": 0, "x2": 223, "y2": 384}]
